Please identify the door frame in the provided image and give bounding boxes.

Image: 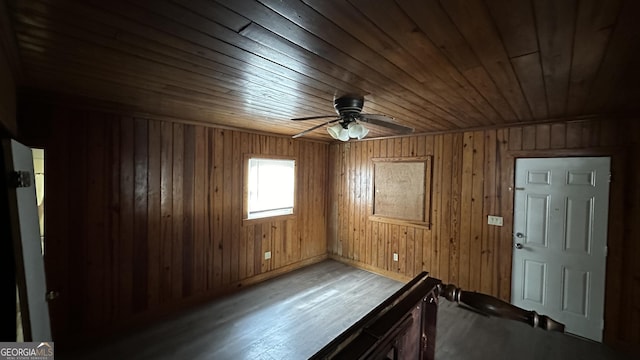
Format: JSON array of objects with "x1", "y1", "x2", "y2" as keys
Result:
[{"x1": 504, "y1": 147, "x2": 625, "y2": 344}]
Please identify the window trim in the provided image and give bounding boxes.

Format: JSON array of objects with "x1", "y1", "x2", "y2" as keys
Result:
[{"x1": 243, "y1": 154, "x2": 297, "y2": 224}]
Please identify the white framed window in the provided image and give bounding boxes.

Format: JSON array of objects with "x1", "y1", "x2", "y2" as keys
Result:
[{"x1": 245, "y1": 156, "x2": 295, "y2": 220}]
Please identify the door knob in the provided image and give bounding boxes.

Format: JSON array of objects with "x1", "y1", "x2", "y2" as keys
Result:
[
  {"x1": 515, "y1": 232, "x2": 524, "y2": 238},
  {"x1": 515, "y1": 243, "x2": 523, "y2": 249},
  {"x1": 46, "y1": 290, "x2": 59, "y2": 301}
]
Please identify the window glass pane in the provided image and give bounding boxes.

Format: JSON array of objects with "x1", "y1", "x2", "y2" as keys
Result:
[{"x1": 248, "y1": 158, "x2": 294, "y2": 219}]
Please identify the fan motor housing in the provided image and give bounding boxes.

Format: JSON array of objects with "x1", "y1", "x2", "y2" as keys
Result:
[{"x1": 334, "y1": 96, "x2": 364, "y2": 116}]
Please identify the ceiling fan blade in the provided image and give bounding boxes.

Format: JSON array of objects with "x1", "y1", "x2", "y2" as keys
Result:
[
  {"x1": 359, "y1": 115, "x2": 414, "y2": 134},
  {"x1": 291, "y1": 114, "x2": 338, "y2": 121},
  {"x1": 359, "y1": 113, "x2": 395, "y2": 121},
  {"x1": 292, "y1": 118, "x2": 341, "y2": 138}
]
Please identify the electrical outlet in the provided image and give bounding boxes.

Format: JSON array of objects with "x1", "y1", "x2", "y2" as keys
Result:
[
  {"x1": 264, "y1": 251, "x2": 271, "y2": 260},
  {"x1": 487, "y1": 215, "x2": 503, "y2": 226},
  {"x1": 393, "y1": 253, "x2": 399, "y2": 262}
]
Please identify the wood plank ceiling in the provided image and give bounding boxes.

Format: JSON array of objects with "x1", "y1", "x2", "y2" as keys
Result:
[{"x1": 5, "y1": 0, "x2": 640, "y2": 141}]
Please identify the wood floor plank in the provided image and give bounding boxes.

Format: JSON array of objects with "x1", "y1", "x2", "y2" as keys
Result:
[
  {"x1": 434, "y1": 301, "x2": 622, "y2": 360},
  {"x1": 58, "y1": 261, "x2": 624, "y2": 360}
]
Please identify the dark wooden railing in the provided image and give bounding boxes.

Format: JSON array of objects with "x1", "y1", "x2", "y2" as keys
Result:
[
  {"x1": 438, "y1": 283, "x2": 565, "y2": 332},
  {"x1": 311, "y1": 272, "x2": 564, "y2": 360}
]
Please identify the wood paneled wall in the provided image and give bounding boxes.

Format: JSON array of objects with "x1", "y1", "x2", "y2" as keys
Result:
[
  {"x1": 0, "y1": 41, "x2": 16, "y2": 135},
  {"x1": 41, "y1": 107, "x2": 328, "y2": 341},
  {"x1": 327, "y1": 118, "x2": 640, "y2": 347}
]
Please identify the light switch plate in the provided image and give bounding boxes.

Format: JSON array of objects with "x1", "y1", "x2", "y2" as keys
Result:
[
  {"x1": 487, "y1": 215, "x2": 503, "y2": 226},
  {"x1": 393, "y1": 253, "x2": 399, "y2": 262},
  {"x1": 264, "y1": 251, "x2": 271, "y2": 260}
]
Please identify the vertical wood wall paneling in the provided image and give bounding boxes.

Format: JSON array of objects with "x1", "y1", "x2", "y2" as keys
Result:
[
  {"x1": 431, "y1": 135, "x2": 443, "y2": 279},
  {"x1": 171, "y1": 124, "x2": 184, "y2": 300},
  {"x1": 147, "y1": 120, "x2": 161, "y2": 306},
  {"x1": 327, "y1": 117, "x2": 639, "y2": 348},
  {"x1": 86, "y1": 113, "x2": 107, "y2": 328},
  {"x1": 377, "y1": 141, "x2": 387, "y2": 271},
  {"x1": 133, "y1": 118, "x2": 149, "y2": 312},
  {"x1": 159, "y1": 122, "x2": 173, "y2": 302},
  {"x1": 44, "y1": 107, "x2": 328, "y2": 341},
  {"x1": 604, "y1": 123, "x2": 625, "y2": 345},
  {"x1": 212, "y1": 129, "x2": 224, "y2": 286},
  {"x1": 495, "y1": 128, "x2": 512, "y2": 300},
  {"x1": 449, "y1": 133, "x2": 463, "y2": 285},
  {"x1": 481, "y1": 130, "x2": 497, "y2": 295},
  {"x1": 291, "y1": 138, "x2": 301, "y2": 263},
  {"x1": 469, "y1": 131, "x2": 485, "y2": 292},
  {"x1": 522, "y1": 125, "x2": 536, "y2": 150},
  {"x1": 66, "y1": 113, "x2": 85, "y2": 331},
  {"x1": 238, "y1": 132, "x2": 250, "y2": 277},
  {"x1": 299, "y1": 139, "x2": 309, "y2": 262},
  {"x1": 182, "y1": 125, "x2": 195, "y2": 297},
  {"x1": 229, "y1": 131, "x2": 240, "y2": 282},
  {"x1": 107, "y1": 114, "x2": 121, "y2": 324},
  {"x1": 365, "y1": 141, "x2": 374, "y2": 268},
  {"x1": 618, "y1": 119, "x2": 640, "y2": 344},
  {"x1": 459, "y1": 132, "x2": 474, "y2": 289},
  {"x1": 41, "y1": 103, "x2": 636, "y2": 347},
  {"x1": 439, "y1": 134, "x2": 453, "y2": 281},
  {"x1": 46, "y1": 109, "x2": 70, "y2": 339},
  {"x1": 422, "y1": 135, "x2": 435, "y2": 277},
  {"x1": 359, "y1": 141, "x2": 368, "y2": 265},
  {"x1": 118, "y1": 117, "x2": 134, "y2": 318}
]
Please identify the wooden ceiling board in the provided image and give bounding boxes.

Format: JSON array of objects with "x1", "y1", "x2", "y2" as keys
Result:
[
  {"x1": 439, "y1": 0, "x2": 533, "y2": 121},
  {"x1": 262, "y1": 0, "x2": 476, "y2": 126},
  {"x1": 347, "y1": 0, "x2": 502, "y2": 124},
  {"x1": 307, "y1": 0, "x2": 491, "y2": 127},
  {"x1": 585, "y1": 0, "x2": 640, "y2": 114},
  {"x1": 533, "y1": 0, "x2": 577, "y2": 118},
  {"x1": 397, "y1": 0, "x2": 520, "y2": 122},
  {"x1": 237, "y1": 22, "x2": 454, "y2": 131},
  {"x1": 222, "y1": 0, "x2": 467, "y2": 128},
  {"x1": 4, "y1": 0, "x2": 640, "y2": 141},
  {"x1": 566, "y1": 0, "x2": 620, "y2": 115}
]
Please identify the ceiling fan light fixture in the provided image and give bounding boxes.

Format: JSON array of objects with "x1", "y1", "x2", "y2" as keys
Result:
[
  {"x1": 347, "y1": 122, "x2": 369, "y2": 140},
  {"x1": 328, "y1": 123, "x2": 349, "y2": 141},
  {"x1": 292, "y1": 95, "x2": 412, "y2": 139}
]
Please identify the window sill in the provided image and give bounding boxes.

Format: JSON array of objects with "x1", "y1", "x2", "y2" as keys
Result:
[{"x1": 243, "y1": 213, "x2": 296, "y2": 225}]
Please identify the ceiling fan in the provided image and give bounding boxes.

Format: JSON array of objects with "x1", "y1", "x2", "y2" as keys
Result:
[{"x1": 291, "y1": 96, "x2": 414, "y2": 140}]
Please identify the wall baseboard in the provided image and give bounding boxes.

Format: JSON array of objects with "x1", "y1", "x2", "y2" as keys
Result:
[
  {"x1": 328, "y1": 254, "x2": 413, "y2": 284},
  {"x1": 59, "y1": 254, "x2": 328, "y2": 349}
]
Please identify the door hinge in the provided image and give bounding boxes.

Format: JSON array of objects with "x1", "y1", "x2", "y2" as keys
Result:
[
  {"x1": 609, "y1": 172, "x2": 612, "y2": 183},
  {"x1": 604, "y1": 246, "x2": 608, "y2": 257},
  {"x1": 8, "y1": 171, "x2": 32, "y2": 188},
  {"x1": 601, "y1": 319, "x2": 605, "y2": 330}
]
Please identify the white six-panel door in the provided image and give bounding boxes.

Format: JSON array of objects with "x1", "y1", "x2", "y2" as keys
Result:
[
  {"x1": 512, "y1": 157, "x2": 610, "y2": 341},
  {"x1": 3, "y1": 139, "x2": 52, "y2": 340}
]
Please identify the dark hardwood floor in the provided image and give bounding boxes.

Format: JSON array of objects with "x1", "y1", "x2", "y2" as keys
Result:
[
  {"x1": 59, "y1": 260, "x2": 627, "y2": 359},
  {"x1": 59, "y1": 260, "x2": 402, "y2": 359},
  {"x1": 435, "y1": 301, "x2": 626, "y2": 360}
]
